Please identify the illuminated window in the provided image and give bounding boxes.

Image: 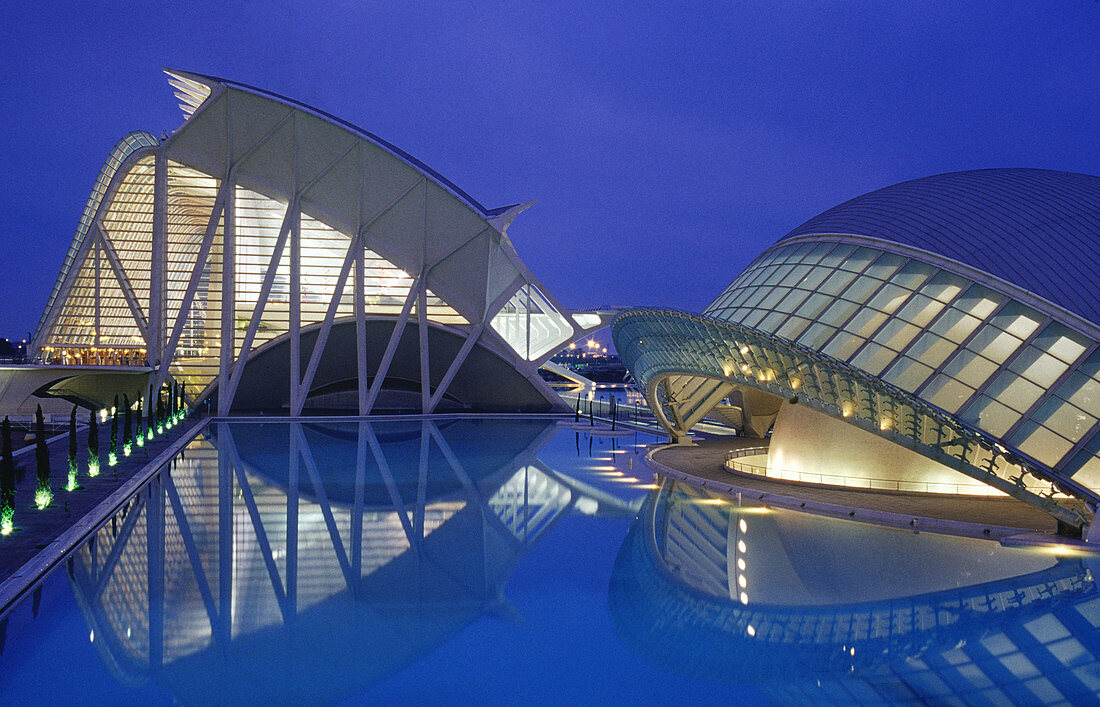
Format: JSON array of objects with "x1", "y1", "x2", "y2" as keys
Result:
[
  {"x1": 883, "y1": 356, "x2": 934, "y2": 392},
  {"x1": 961, "y1": 395, "x2": 1020, "y2": 437},
  {"x1": 1008, "y1": 421, "x2": 1074, "y2": 466},
  {"x1": 922, "y1": 375, "x2": 975, "y2": 413},
  {"x1": 895, "y1": 294, "x2": 944, "y2": 327},
  {"x1": 906, "y1": 332, "x2": 956, "y2": 368}
]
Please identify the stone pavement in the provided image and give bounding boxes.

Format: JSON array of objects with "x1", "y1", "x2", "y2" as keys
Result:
[{"x1": 0, "y1": 414, "x2": 204, "y2": 582}]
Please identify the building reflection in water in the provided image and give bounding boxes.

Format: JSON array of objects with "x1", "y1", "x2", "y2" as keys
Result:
[
  {"x1": 67, "y1": 419, "x2": 636, "y2": 703},
  {"x1": 610, "y1": 481, "x2": 1100, "y2": 704}
]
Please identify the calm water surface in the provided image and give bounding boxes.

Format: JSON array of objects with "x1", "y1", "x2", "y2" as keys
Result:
[{"x1": 1, "y1": 418, "x2": 1098, "y2": 704}]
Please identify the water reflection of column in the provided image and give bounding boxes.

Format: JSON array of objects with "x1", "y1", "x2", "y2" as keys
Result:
[
  {"x1": 293, "y1": 423, "x2": 354, "y2": 590},
  {"x1": 352, "y1": 421, "x2": 366, "y2": 586},
  {"x1": 365, "y1": 423, "x2": 416, "y2": 548},
  {"x1": 287, "y1": 423, "x2": 299, "y2": 615},
  {"x1": 415, "y1": 422, "x2": 429, "y2": 548},
  {"x1": 217, "y1": 422, "x2": 233, "y2": 645},
  {"x1": 147, "y1": 469, "x2": 164, "y2": 670}
]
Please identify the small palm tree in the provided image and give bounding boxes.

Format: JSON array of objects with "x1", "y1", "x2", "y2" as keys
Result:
[
  {"x1": 135, "y1": 394, "x2": 145, "y2": 448},
  {"x1": 108, "y1": 395, "x2": 119, "y2": 467},
  {"x1": 123, "y1": 393, "x2": 132, "y2": 457},
  {"x1": 88, "y1": 409, "x2": 100, "y2": 477},
  {"x1": 67, "y1": 406, "x2": 79, "y2": 491},
  {"x1": 1, "y1": 417, "x2": 15, "y2": 534},
  {"x1": 34, "y1": 405, "x2": 52, "y2": 509}
]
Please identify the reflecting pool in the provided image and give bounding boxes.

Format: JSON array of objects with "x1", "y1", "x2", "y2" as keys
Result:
[{"x1": 2, "y1": 419, "x2": 1100, "y2": 704}]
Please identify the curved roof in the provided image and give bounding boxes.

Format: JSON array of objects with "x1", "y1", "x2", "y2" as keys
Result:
[
  {"x1": 779, "y1": 168, "x2": 1100, "y2": 325},
  {"x1": 168, "y1": 69, "x2": 517, "y2": 218}
]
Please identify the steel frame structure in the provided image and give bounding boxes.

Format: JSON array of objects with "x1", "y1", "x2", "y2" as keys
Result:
[
  {"x1": 614, "y1": 308, "x2": 1099, "y2": 528},
  {"x1": 33, "y1": 70, "x2": 601, "y2": 415}
]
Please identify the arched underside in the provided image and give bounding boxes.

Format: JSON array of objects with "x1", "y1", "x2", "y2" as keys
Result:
[
  {"x1": 613, "y1": 308, "x2": 1099, "y2": 528},
  {"x1": 210, "y1": 319, "x2": 563, "y2": 414}
]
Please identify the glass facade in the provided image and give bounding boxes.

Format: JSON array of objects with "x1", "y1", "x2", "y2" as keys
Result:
[
  {"x1": 705, "y1": 240, "x2": 1100, "y2": 477},
  {"x1": 34, "y1": 76, "x2": 585, "y2": 414}
]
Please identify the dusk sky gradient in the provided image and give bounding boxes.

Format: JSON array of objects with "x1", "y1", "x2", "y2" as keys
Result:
[{"x1": 0, "y1": 2, "x2": 1097, "y2": 343}]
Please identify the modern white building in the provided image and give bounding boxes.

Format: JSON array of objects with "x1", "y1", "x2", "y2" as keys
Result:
[
  {"x1": 615, "y1": 169, "x2": 1100, "y2": 530},
  {"x1": 29, "y1": 70, "x2": 603, "y2": 415}
]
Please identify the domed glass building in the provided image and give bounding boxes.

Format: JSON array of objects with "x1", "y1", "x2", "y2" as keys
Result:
[{"x1": 615, "y1": 169, "x2": 1100, "y2": 531}]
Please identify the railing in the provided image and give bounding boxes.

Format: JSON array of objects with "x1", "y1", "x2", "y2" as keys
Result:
[
  {"x1": 558, "y1": 390, "x2": 659, "y2": 426},
  {"x1": 724, "y1": 450, "x2": 1060, "y2": 497},
  {"x1": 613, "y1": 308, "x2": 1094, "y2": 526}
]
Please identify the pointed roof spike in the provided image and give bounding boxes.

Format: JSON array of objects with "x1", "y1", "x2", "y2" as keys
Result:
[{"x1": 487, "y1": 201, "x2": 536, "y2": 235}]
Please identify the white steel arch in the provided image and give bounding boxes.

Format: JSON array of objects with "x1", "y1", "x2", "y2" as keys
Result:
[{"x1": 33, "y1": 70, "x2": 602, "y2": 415}]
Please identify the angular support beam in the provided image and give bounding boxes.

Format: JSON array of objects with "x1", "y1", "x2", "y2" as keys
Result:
[
  {"x1": 425, "y1": 276, "x2": 523, "y2": 413},
  {"x1": 289, "y1": 207, "x2": 301, "y2": 414},
  {"x1": 291, "y1": 232, "x2": 360, "y2": 415},
  {"x1": 355, "y1": 246, "x2": 368, "y2": 415},
  {"x1": 150, "y1": 182, "x2": 228, "y2": 398},
  {"x1": 293, "y1": 425, "x2": 356, "y2": 590},
  {"x1": 150, "y1": 150, "x2": 167, "y2": 365},
  {"x1": 92, "y1": 495, "x2": 146, "y2": 601},
  {"x1": 681, "y1": 379, "x2": 736, "y2": 430},
  {"x1": 218, "y1": 177, "x2": 236, "y2": 417},
  {"x1": 94, "y1": 224, "x2": 150, "y2": 345},
  {"x1": 222, "y1": 427, "x2": 290, "y2": 622},
  {"x1": 363, "y1": 280, "x2": 421, "y2": 414},
  {"x1": 418, "y1": 283, "x2": 430, "y2": 412},
  {"x1": 164, "y1": 473, "x2": 219, "y2": 636},
  {"x1": 220, "y1": 200, "x2": 295, "y2": 412},
  {"x1": 364, "y1": 423, "x2": 417, "y2": 545}
]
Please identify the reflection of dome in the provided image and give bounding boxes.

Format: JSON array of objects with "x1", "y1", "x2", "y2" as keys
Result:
[
  {"x1": 67, "y1": 419, "x2": 592, "y2": 704},
  {"x1": 217, "y1": 418, "x2": 556, "y2": 506},
  {"x1": 609, "y1": 482, "x2": 1100, "y2": 702}
]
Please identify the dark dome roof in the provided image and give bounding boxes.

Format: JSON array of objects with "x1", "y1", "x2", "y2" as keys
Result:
[{"x1": 779, "y1": 168, "x2": 1100, "y2": 326}]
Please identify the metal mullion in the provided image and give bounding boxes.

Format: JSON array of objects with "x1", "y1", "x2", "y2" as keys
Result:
[
  {"x1": 934, "y1": 305, "x2": 1046, "y2": 414},
  {"x1": 812, "y1": 271, "x2": 895, "y2": 360},
  {"x1": 1000, "y1": 340, "x2": 1100, "y2": 449}
]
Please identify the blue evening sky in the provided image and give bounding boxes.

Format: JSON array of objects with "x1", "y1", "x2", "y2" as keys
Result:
[{"x1": 0, "y1": 2, "x2": 1096, "y2": 343}]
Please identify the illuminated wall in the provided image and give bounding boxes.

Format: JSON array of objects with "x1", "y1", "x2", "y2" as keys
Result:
[{"x1": 33, "y1": 70, "x2": 600, "y2": 414}]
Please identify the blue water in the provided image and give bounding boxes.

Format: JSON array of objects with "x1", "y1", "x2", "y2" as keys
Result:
[{"x1": 2, "y1": 418, "x2": 1099, "y2": 704}]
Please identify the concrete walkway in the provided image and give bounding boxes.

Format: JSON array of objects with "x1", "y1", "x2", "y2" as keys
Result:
[
  {"x1": 0, "y1": 414, "x2": 203, "y2": 582},
  {"x1": 649, "y1": 436, "x2": 1079, "y2": 538}
]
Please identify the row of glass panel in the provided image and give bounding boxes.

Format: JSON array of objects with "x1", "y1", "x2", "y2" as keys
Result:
[
  {"x1": 36, "y1": 132, "x2": 159, "y2": 339},
  {"x1": 44, "y1": 162, "x2": 472, "y2": 394},
  {"x1": 705, "y1": 241, "x2": 1100, "y2": 475}
]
